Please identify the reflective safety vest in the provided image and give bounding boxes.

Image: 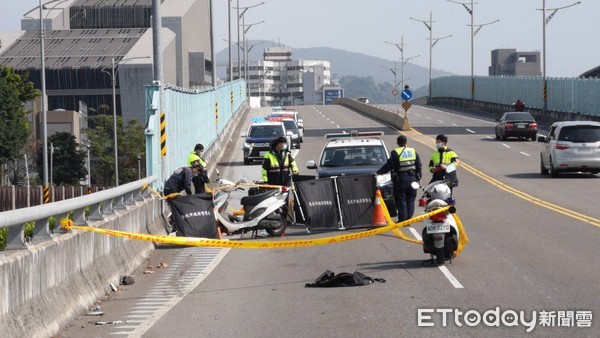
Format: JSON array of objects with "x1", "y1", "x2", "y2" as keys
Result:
[
  {"x1": 394, "y1": 146, "x2": 417, "y2": 172},
  {"x1": 261, "y1": 150, "x2": 298, "y2": 185},
  {"x1": 429, "y1": 147, "x2": 458, "y2": 172},
  {"x1": 187, "y1": 152, "x2": 207, "y2": 168}
]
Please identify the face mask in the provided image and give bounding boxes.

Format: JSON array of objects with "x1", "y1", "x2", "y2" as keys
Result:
[
  {"x1": 281, "y1": 144, "x2": 288, "y2": 151},
  {"x1": 436, "y1": 143, "x2": 444, "y2": 149}
]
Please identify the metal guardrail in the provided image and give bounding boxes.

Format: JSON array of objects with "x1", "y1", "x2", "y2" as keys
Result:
[{"x1": 0, "y1": 176, "x2": 158, "y2": 250}]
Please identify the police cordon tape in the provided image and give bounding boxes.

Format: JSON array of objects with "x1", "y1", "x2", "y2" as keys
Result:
[{"x1": 59, "y1": 194, "x2": 466, "y2": 249}]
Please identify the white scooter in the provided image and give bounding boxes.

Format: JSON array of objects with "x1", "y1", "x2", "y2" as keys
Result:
[
  {"x1": 415, "y1": 164, "x2": 460, "y2": 265},
  {"x1": 213, "y1": 169, "x2": 289, "y2": 237}
]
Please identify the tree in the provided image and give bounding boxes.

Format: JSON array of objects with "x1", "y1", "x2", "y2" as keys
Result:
[
  {"x1": 84, "y1": 115, "x2": 145, "y2": 186},
  {"x1": 49, "y1": 132, "x2": 87, "y2": 185},
  {"x1": 0, "y1": 66, "x2": 38, "y2": 183}
]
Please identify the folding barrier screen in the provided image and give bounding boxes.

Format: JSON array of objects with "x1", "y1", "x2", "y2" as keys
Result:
[{"x1": 294, "y1": 175, "x2": 375, "y2": 230}]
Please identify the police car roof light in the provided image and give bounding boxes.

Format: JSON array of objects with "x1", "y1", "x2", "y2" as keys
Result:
[{"x1": 324, "y1": 131, "x2": 384, "y2": 139}]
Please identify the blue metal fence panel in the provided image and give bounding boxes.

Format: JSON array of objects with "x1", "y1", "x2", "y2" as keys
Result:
[
  {"x1": 145, "y1": 80, "x2": 246, "y2": 188},
  {"x1": 432, "y1": 75, "x2": 600, "y2": 116}
]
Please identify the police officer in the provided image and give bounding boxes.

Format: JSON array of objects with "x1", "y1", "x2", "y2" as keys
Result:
[
  {"x1": 163, "y1": 164, "x2": 200, "y2": 196},
  {"x1": 377, "y1": 134, "x2": 422, "y2": 221},
  {"x1": 187, "y1": 144, "x2": 209, "y2": 193},
  {"x1": 429, "y1": 134, "x2": 459, "y2": 186},
  {"x1": 261, "y1": 136, "x2": 298, "y2": 186}
]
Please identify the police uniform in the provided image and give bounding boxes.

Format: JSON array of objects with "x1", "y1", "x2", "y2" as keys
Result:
[
  {"x1": 261, "y1": 149, "x2": 298, "y2": 186},
  {"x1": 428, "y1": 147, "x2": 459, "y2": 186},
  {"x1": 377, "y1": 146, "x2": 422, "y2": 221},
  {"x1": 187, "y1": 151, "x2": 208, "y2": 193}
]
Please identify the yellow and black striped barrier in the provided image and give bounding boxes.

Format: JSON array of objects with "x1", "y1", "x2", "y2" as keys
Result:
[{"x1": 160, "y1": 113, "x2": 166, "y2": 157}]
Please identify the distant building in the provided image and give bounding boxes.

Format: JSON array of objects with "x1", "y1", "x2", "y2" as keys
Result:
[
  {"x1": 0, "y1": 0, "x2": 213, "y2": 125},
  {"x1": 231, "y1": 47, "x2": 333, "y2": 106},
  {"x1": 580, "y1": 65, "x2": 600, "y2": 78},
  {"x1": 489, "y1": 49, "x2": 541, "y2": 76}
]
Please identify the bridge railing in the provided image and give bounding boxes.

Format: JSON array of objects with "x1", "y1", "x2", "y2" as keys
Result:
[
  {"x1": 144, "y1": 80, "x2": 246, "y2": 189},
  {"x1": 431, "y1": 75, "x2": 600, "y2": 118},
  {"x1": 0, "y1": 177, "x2": 157, "y2": 250}
]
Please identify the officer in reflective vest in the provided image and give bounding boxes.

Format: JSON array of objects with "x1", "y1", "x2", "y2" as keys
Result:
[
  {"x1": 187, "y1": 144, "x2": 209, "y2": 193},
  {"x1": 377, "y1": 134, "x2": 422, "y2": 221},
  {"x1": 261, "y1": 136, "x2": 298, "y2": 186},
  {"x1": 429, "y1": 134, "x2": 459, "y2": 186}
]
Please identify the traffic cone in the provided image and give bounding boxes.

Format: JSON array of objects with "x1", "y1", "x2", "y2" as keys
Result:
[{"x1": 372, "y1": 189, "x2": 387, "y2": 227}]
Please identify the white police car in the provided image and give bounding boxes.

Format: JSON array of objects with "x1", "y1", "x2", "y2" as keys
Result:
[{"x1": 305, "y1": 131, "x2": 397, "y2": 216}]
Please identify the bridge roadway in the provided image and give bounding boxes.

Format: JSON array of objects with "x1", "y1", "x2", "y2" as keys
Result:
[{"x1": 59, "y1": 103, "x2": 599, "y2": 337}]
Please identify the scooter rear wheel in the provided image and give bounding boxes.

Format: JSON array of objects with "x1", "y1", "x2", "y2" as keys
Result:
[
  {"x1": 435, "y1": 247, "x2": 446, "y2": 265},
  {"x1": 266, "y1": 214, "x2": 287, "y2": 236}
]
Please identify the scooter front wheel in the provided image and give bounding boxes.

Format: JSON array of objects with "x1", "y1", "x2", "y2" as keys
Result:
[{"x1": 266, "y1": 214, "x2": 288, "y2": 236}]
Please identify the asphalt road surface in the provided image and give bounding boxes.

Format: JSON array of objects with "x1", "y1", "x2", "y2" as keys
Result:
[{"x1": 58, "y1": 104, "x2": 599, "y2": 338}]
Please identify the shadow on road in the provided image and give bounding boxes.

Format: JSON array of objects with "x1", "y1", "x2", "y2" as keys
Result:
[{"x1": 357, "y1": 259, "x2": 437, "y2": 271}]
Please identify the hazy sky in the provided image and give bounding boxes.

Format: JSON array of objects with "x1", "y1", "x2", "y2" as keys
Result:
[{"x1": 3, "y1": 0, "x2": 598, "y2": 77}]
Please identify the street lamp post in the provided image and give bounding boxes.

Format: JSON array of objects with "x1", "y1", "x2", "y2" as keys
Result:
[
  {"x1": 448, "y1": 0, "x2": 498, "y2": 102},
  {"x1": 538, "y1": 0, "x2": 581, "y2": 112},
  {"x1": 385, "y1": 37, "x2": 419, "y2": 102},
  {"x1": 137, "y1": 153, "x2": 142, "y2": 180},
  {"x1": 101, "y1": 56, "x2": 150, "y2": 187},
  {"x1": 243, "y1": 20, "x2": 265, "y2": 80},
  {"x1": 49, "y1": 142, "x2": 59, "y2": 187},
  {"x1": 234, "y1": 2, "x2": 265, "y2": 81},
  {"x1": 380, "y1": 63, "x2": 398, "y2": 104},
  {"x1": 27, "y1": 0, "x2": 68, "y2": 202},
  {"x1": 411, "y1": 12, "x2": 451, "y2": 102}
]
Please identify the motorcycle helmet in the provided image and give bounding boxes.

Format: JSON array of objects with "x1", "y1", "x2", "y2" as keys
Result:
[{"x1": 430, "y1": 183, "x2": 451, "y2": 201}]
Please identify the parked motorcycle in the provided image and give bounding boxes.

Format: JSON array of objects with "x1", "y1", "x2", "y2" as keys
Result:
[
  {"x1": 213, "y1": 169, "x2": 289, "y2": 237},
  {"x1": 417, "y1": 164, "x2": 459, "y2": 265}
]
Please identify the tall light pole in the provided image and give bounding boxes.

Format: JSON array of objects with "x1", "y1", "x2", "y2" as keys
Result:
[
  {"x1": 242, "y1": 21, "x2": 265, "y2": 95},
  {"x1": 538, "y1": 0, "x2": 581, "y2": 112},
  {"x1": 380, "y1": 63, "x2": 398, "y2": 104},
  {"x1": 27, "y1": 0, "x2": 68, "y2": 202},
  {"x1": 411, "y1": 12, "x2": 451, "y2": 102},
  {"x1": 448, "y1": 0, "x2": 498, "y2": 102},
  {"x1": 209, "y1": 0, "x2": 216, "y2": 87},
  {"x1": 385, "y1": 37, "x2": 419, "y2": 100},
  {"x1": 137, "y1": 153, "x2": 142, "y2": 180},
  {"x1": 227, "y1": 0, "x2": 232, "y2": 81},
  {"x1": 234, "y1": 2, "x2": 265, "y2": 81},
  {"x1": 102, "y1": 56, "x2": 150, "y2": 186},
  {"x1": 49, "y1": 142, "x2": 59, "y2": 187}
]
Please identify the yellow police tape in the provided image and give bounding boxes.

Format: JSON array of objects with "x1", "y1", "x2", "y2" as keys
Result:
[{"x1": 59, "y1": 197, "x2": 461, "y2": 249}]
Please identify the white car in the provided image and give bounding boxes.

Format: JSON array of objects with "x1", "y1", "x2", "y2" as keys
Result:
[
  {"x1": 305, "y1": 130, "x2": 397, "y2": 216},
  {"x1": 538, "y1": 121, "x2": 600, "y2": 177}
]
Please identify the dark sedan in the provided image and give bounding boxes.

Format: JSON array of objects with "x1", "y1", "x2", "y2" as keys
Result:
[{"x1": 495, "y1": 112, "x2": 538, "y2": 141}]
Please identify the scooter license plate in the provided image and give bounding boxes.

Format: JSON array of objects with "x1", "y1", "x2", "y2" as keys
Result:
[{"x1": 426, "y1": 223, "x2": 451, "y2": 234}]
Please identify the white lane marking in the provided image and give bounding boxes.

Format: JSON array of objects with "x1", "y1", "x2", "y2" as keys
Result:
[
  {"x1": 336, "y1": 125, "x2": 341, "y2": 128},
  {"x1": 486, "y1": 136, "x2": 493, "y2": 140},
  {"x1": 408, "y1": 227, "x2": 464, "y2": 289},
  {"x1": 502, "y1": 144, "x2": 510, "y2": 148},
  {"x1": 520, "y1": 152, "x2": 530, "y2": 157},
  {"x1": 425, "y1": 107, "x2": 496, "y2": 125},
  {"x1": 438, "y1": 120, "x2": 445, "y2": 123},
  {"x1": 438, "y1": 266, "x2": 465, "y2": 289},
  {"x1": 116, "y1": 247, "x2": 229, "y2": 337},
  {"x1": 330, "y1": 120, "x2": 335, "y2": 124},
  {"x1": 466, "y1": 129, "x2": 475, "y2": 134},
  {"x1": 426, "y1": 116, "x2": 432, "y2": 120},
  {"x1": 452, "y1": 123, "x2": 458, "y2": 126}
]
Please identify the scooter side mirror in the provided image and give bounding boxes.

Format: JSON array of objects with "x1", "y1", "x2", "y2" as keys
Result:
[{"x1": 446, "y1": 163, "x2": 456, "y2": 174}]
